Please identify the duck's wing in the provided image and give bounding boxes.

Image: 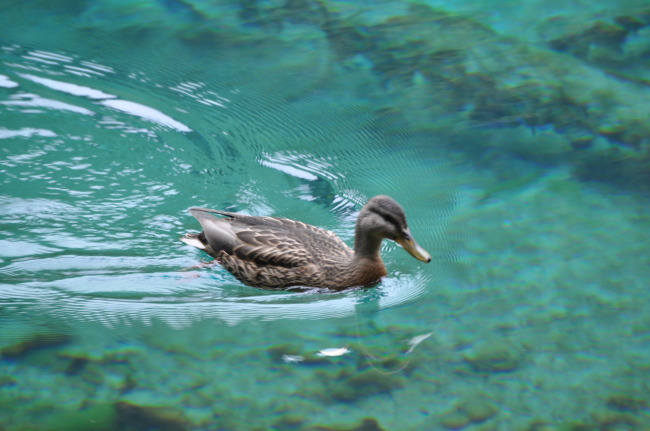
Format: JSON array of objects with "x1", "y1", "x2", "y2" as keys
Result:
[{"x1": 187, "y1": 208, "x2": 352, "y2": 268}]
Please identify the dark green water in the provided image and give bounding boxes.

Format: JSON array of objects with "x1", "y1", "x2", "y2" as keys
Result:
[{"x1": 2, "y1": 1, "x2": 650, "y2": 430}]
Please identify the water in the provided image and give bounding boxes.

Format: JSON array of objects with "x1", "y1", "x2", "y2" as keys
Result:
[{"x1": 2, "y1": 1, "x2": 650, "y2": 430}]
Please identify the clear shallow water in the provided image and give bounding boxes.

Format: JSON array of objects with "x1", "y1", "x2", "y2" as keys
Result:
[{"x1": 2, "y1": 1, "x2": 650, "y2": 430}]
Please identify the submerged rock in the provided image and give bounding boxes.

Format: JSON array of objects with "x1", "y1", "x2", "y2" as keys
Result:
[{"x1": 0, "y1": 333, "x2": 72, "y2": 359}]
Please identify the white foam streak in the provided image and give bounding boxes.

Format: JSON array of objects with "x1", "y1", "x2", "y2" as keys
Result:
[
  {"x1": 0, "y1": 74, "x2": 19, "y2": 88},
  {"x1": 101, "y1": 99, "x2": 192, "y2": 132},
  {"x1": 19, "y1": 73, "x2": 115, "y2": 99}
]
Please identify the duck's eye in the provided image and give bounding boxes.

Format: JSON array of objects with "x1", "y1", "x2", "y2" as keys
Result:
[{"x1": 377, "y1": 212, "x2": 401, "y2": 231}]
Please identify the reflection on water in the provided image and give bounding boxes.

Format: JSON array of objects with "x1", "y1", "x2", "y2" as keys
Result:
[{"x1": 1, "y1": 0, "x2": 650, "y2": 430}]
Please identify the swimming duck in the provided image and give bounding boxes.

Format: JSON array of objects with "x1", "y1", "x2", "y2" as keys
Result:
[{"x1": 180, "y1": 195, "x2": 431, "y2": 290}]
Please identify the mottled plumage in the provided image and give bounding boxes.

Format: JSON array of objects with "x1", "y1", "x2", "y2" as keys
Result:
[{"x1": 181, "y1": 195, "x2": 431, "y2": 290}]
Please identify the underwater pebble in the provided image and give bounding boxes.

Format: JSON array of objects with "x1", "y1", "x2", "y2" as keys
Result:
[
  {"x1": 114, "y1": 401, "x2": 190, "y2": 431},
  {"x1": 439, "y1": 410, "x2": 471, "y2": 429},
  {"x1": 306, "y1": 417, "x2": 387, "y2": 431},
  {"x1": 439, "y1": 397, "x2": 498, "y2": 429},
  {"x1": 184, "y1": 388, "x2": 216, "y2": 409},
  {"x1": 591, "y1": 410, "x2": 641, "y2": 430},
  {"x1": 606, "y1": 394, "x2": 648, "y2": 412},
  {"x1": 463, "y1": 399, "x2": 498, "y2": 422},
  {"x1": 523, "y1": 424, "x2": 561, "y2": 431},
  {"x1": 0, "y1": 375, "x2": 17, "y2": 387},
  {"x1": 463, "y1": 339, "x2": 523, "y2": 373},
  {"x1": 320, "y1": 368, "x2": 404, "y2": 403},
  {"x1": 271, "y1": 414, "x2": 307, "y2": 430}
]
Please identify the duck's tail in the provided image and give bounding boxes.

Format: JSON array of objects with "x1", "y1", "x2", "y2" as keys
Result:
[{"x1": 180, "y1": 233, "x2": 206, "y2": 250}]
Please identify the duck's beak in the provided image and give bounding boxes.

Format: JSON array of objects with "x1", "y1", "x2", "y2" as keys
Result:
[{"x1": 396, "y1": 230, "x2": 431, "y2": 263}]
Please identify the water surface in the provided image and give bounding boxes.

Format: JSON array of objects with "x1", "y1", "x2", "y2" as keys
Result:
[{"x1": 1, "y1": 1, "x2": 650, "y2": 430}]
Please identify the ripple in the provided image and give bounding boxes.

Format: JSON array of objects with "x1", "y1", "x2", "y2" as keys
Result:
[
  {"x1": 0, "y1": 240, "x2": 62, "y2": 258},
  {"x1": 2, "y1": 267, "x2": 432, "y2": 329}
]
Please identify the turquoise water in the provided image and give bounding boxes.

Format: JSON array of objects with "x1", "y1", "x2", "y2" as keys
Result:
[{"x1": 2, "y1": 1, "x2": 650, "y2": 429}]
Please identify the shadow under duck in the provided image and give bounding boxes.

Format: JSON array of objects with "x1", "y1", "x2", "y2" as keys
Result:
[{"x1": 181, "y1": 195, "x2": 430, "y2": 290}]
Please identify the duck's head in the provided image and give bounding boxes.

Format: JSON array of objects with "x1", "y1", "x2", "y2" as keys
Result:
[{"x1": 356, "y1": 195, "x2": 431, "y2": 262}]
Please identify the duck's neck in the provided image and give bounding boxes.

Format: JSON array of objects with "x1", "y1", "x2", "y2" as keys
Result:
[
  {"x1": 346, "y1": 231, "x2": 386, "y2": 286},
  {"x1": 353, "y1": 229, "x2": 384, "y2": 262}
]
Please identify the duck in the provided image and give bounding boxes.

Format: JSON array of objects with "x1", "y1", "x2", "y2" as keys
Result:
[{"x1": 180, "y1": 195, "x2": 431, "y2": 290}]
